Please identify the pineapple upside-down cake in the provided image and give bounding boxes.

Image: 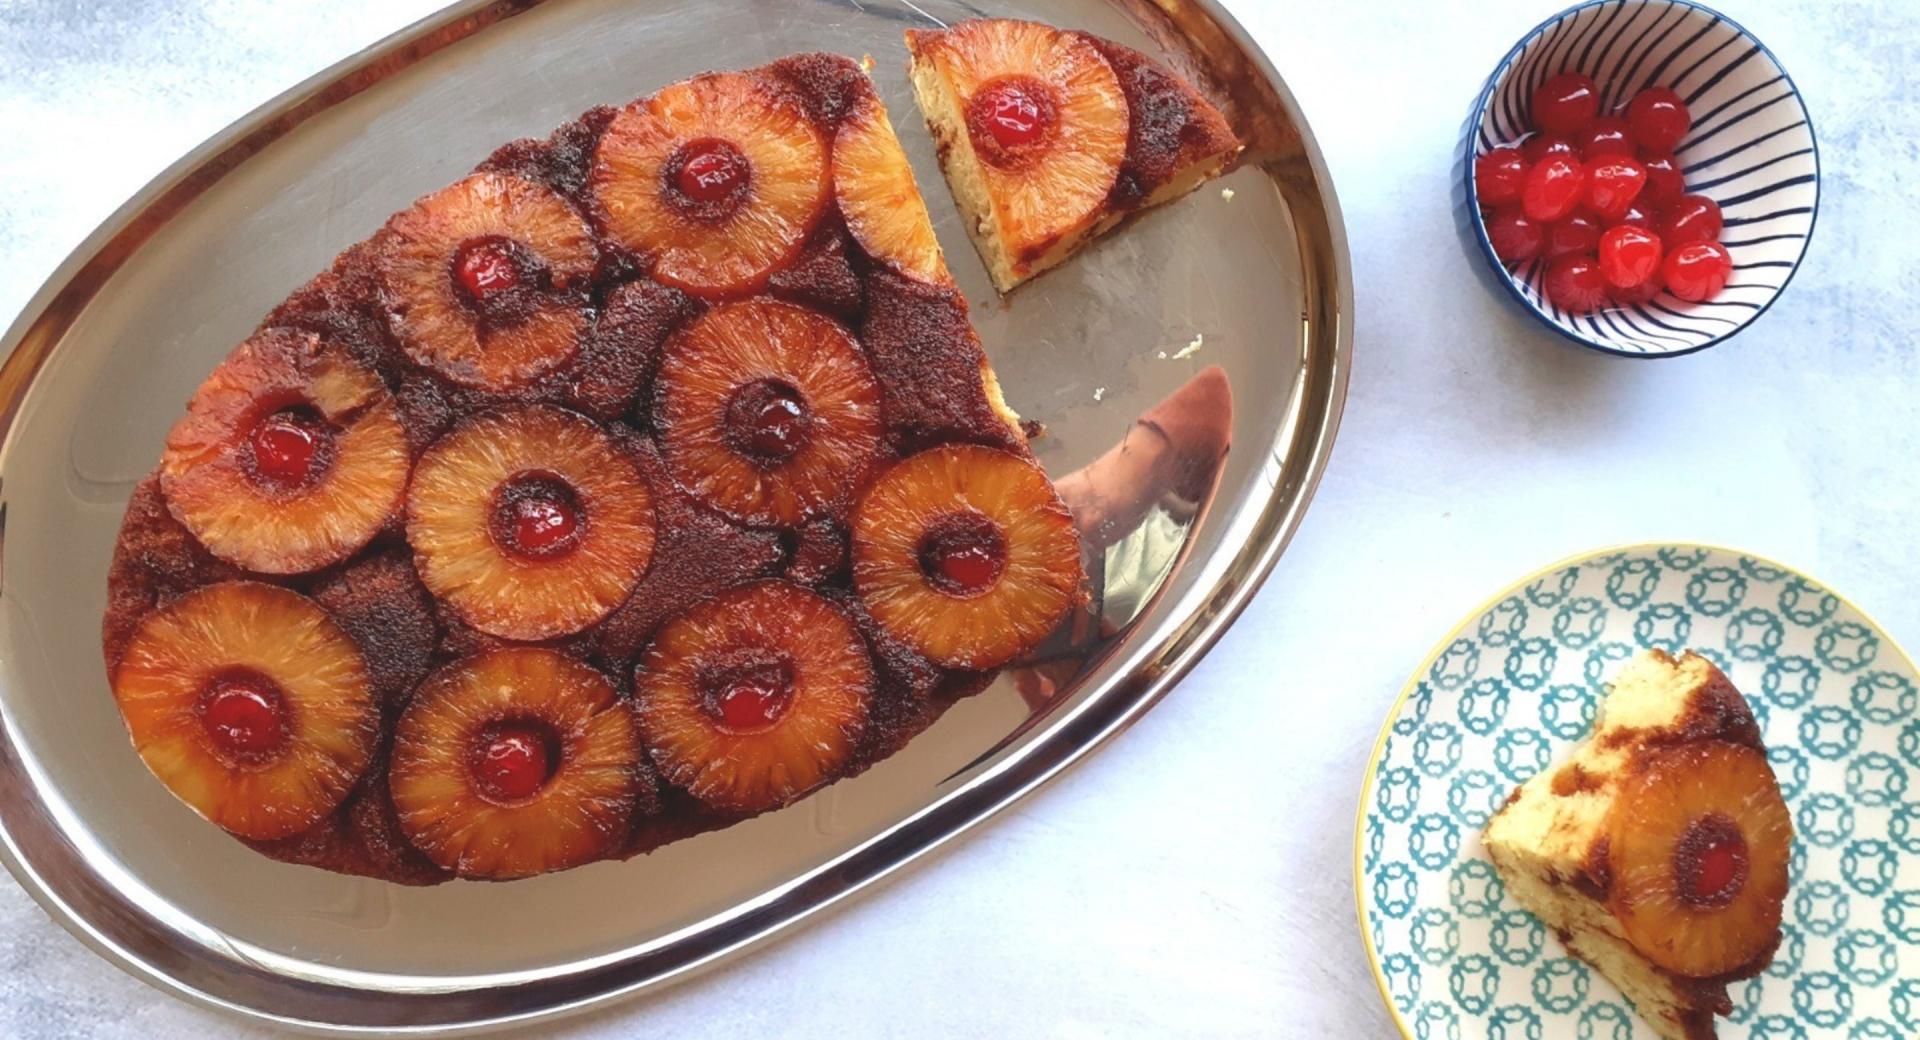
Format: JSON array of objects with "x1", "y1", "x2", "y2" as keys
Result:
[
  {"x1": 103, "y1": 54, "x2": 1087, "y2": 883},
  {"x1": 1483, "y1": 651, "x2": 1792, "y2": 1040},
  {"x1": 906, "y1": 19, "x2": 1243, "y2": 292}
]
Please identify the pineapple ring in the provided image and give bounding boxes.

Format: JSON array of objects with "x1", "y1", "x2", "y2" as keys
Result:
[
  {"x1": 655, "y1": 298, "x2": 883, "y2": 527},
  {"x1": 406, "y1": 406, "x2": 655, "y2": 641},
  {"x1": 112, "y1": 581, "x2": 379, "y2": 841},
  {"x1": 1607, "y1": 740, "x2": 1794, "y2": 978},
  {"x1": 160, "y1": 328, "x2": 409, "y2": 575},
  {"x1": 590, "y1": 72, "x2": 829, "y2": 299},
  {"x1": 635, "y1": 581, "x2": 872, "y2": 813},
  {"x1": 833, "y1": 94, "x2": 950, "y2": 284},
  {"x1": 914, "y1": 19, "x2": 1127, "y2": 267},
  {"x1": 852, "y1": 444, "x2": 1082, "y2": 670},
  {"x1": 390, "y1": 648, "x2": 641, "y2": 879},
  {"x1": 377, "y1": 172, "x2": 598, "y2": 391}
]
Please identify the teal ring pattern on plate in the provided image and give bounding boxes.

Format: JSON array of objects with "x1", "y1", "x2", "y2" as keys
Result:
[{"x1": 1358, "y1": 544, "x2": 1920, "y2": 1038}]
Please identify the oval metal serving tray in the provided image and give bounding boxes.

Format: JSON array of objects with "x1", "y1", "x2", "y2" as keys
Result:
[{"x1": 0, "y1": 0, "x2": 1349, "y2": 1032}]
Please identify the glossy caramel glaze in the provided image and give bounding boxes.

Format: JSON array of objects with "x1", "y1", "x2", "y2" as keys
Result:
[{"x1": 1086, "y1": 37, "x2": 1242, "y2": 212}]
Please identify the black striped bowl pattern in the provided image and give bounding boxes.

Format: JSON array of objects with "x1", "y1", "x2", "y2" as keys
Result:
[{"x1": 1461, "y1": 0, "x2": 1819, "y2": 357}]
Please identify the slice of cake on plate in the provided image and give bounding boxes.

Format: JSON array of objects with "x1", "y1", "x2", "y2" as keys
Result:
[
  {"x1": 1483, "y1": 649, "x2": 1792, "y2": 1040},
  {"x1": 906, "y1": 18, "x2": 1243, "y2": 291}
]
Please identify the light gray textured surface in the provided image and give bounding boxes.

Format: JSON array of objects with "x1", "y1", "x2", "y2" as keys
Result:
[{"x1": 0, "y1": 1, "x2": 1914, "y2": 1036}]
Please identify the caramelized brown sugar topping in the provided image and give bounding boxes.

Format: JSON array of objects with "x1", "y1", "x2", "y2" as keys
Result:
[
  {"x1": 104, "y1": 54, "x2": 1079, "y2": 884},
  {"x1": 1082, "y1": 36, "x2": 1242, "y2": 210}
]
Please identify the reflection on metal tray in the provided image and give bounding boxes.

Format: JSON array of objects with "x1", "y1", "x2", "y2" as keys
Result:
[{"x1": 0, "y1": 0, "x2": 1349, "y2": 1032}]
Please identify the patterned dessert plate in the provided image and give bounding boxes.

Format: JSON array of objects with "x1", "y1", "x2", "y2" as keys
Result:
[{"x1": 1356, "y1": 543, "x2": 1920, "y2": 1039}]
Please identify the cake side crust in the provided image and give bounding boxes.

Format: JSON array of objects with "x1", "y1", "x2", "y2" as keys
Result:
[{"x1": 906, "y1": 44, "x2": 1024, "y2": 291}]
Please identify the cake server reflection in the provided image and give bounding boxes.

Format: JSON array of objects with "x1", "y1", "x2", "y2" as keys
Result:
[{"x1": 1011, "y1": 364, "x2": 1234, "y2": 718}]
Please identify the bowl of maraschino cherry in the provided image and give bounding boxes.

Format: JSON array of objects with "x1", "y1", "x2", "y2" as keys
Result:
[{"x1": 1462, "y1": 0, "x2": 1818, "y2": 357}]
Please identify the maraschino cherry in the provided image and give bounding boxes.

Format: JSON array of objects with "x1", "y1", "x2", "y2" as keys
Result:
[
  {"x1": 978, "y1": 81, "x2": 1048, "y2": 149},
  {"x1": 454, "y1": 239, "x2": 521, "y2": 299},
  {"x1": 714, "y1": 671, "x2": 792, "y2": 731},
  {"x1": 250, "y1": 413, "x2": 321, "y2": 486},
  {"x1": 729, "y1": 382, "x2": 810, "y2": 463},
  {"x1": 474, "y1": 723, "x2": 554, "y2": 802},
  {"x1": 675, "y1": 139, "x2": 749, "y2": 204},
  {"x1": 1474, "y1": 147, "x2": 1529, "y2": 207},
  {"x1": 1628, "y1": 86, "x2": 1692, "y2": 152},
  {"x1": 1486, "y1": 208, "x2": 1544, "y2": 263},
  {"x1": 1676, "y1": 814, "x2": 1750, "y2": 909},
  {"x1": 1531, "y1": 72, "x2": 1600, "y2": 135},
  {"x1": 1664, "y1": 241, "x2": 1733, "y2": 302},
  {"x1": 510, "y1": 496, "x2": 579, "y2": 556},
  {"x1": 201, "y1": 675, "x2": 287, "y2": 759},
  {"x1": 1480, "y1": 79, "x2": 1729, "y2": 307},
  {"x1": 920, "y1": 514, "x2": 1007, "y2": 595},
  {"x1": 494, "y1": 475, "x2": 584, "y2": 560},
  {"x1": 1598, "y1": 225, "x2": 1664, "y2": 289}
]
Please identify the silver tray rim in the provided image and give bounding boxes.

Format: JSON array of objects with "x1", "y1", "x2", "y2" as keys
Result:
[{"x1": 0, "y1": 0, "x2": 1353, "y2": 1033}]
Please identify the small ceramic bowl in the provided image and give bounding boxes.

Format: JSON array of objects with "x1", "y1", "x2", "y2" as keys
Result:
[{"x1": 1459, "y1": 0, "x2": 1819, "y2": 358}]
